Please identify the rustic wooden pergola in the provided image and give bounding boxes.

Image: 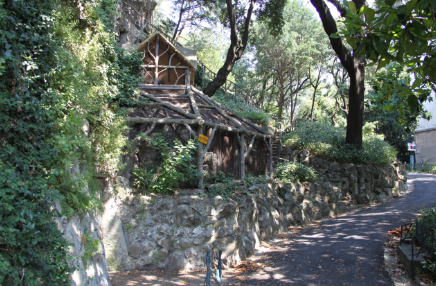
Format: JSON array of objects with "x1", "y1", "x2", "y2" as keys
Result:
[{"x1": 127, "y1": 32, "x2": 274, "y2": 187}]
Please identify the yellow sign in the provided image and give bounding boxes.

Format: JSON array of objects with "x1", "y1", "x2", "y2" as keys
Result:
[{"x1": 198, "y1": 134, "x2": 209, "y2": 144}]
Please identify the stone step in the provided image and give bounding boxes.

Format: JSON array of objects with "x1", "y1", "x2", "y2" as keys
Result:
[{"x1": 398, "y1": 244, "x2": 426, "y2": 278}]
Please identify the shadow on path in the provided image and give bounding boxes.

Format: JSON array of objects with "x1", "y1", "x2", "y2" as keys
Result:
[{"x1": 233, "y1": 173, "x2": 436, "y2": 286}]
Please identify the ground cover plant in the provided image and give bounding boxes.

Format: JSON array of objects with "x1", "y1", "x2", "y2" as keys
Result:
[
  {"x1": 204, "y1": 172, "x2": 271, "y2": 199},
  {"x1": 133, "y1": 133, "x2": 199, "y2": 194},
  {"x1": 283, "y1": 121, "x2": 397, "y2": 166},
  {"x1": 412, "y1": 205, "x2": 436, "y2": 281},
  {"x1": 214, "y1": 91, "x2": 272, "y2": 126},
  {"x1": 274, "y1": 162, "x2": 318, "y2": 183}
]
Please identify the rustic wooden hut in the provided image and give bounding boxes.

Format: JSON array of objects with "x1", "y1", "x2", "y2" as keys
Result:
[{"x1": 127, "y1": 32, "x2": 273, "y2": 187}]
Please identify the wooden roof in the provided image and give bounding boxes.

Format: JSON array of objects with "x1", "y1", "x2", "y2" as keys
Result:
[{"x1": 127, "y1": 86, "x2": 272, "y2": 138}]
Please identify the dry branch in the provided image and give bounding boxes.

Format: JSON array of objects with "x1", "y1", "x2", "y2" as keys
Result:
[
  {"x1": 197, "y1": 125, "x2": 204, "y2": 189},
  {"x1": 184, "y1": 123, "x2": 197, "y2": 138},
  {"x1": 203, "y1": 121, "x2": 242, "y2": 133},
  {"x1": 244, "y1": 135, "x2": 256, "y2": 157},
  {"x1": 197, "y1": 104, "x2": 214, "y2": 109},
  {"x1": 188, "y1": 89, "x2": 201, "y2": 118},
  {"x1": 126, "y1": 117, "x2": 203, "y2": 125},
  {"x1": 144, "y1": 121, "x2": 156, "y2": 136},
  {"x1": 202, "y1": 126, "x2": 217, "y2": 157},
  {"x1": 141, "y1": 91, "x2": 197, "y2": 119}
]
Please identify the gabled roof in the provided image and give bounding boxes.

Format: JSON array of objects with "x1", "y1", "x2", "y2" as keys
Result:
[
  {"x1": 127, "y1": 86, "x2": 272, "y2": 138},
  {"x1": 137, "y1": 32, "x2": 197, "y2": 71}
]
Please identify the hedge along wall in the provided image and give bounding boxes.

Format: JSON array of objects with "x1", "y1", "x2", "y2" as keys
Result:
[{"x1": 276, "y1": 146, "x2": 408, "y2": 204}]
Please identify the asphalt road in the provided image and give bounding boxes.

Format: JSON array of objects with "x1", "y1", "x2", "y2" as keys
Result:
[{"x1": 234, "y1": 173, "x2": 436, "y2": 286}]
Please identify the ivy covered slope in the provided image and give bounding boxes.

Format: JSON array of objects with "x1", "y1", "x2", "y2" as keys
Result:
[
  {"x1": 0, "y1": 1, "x2": 72, "y2": 283},
  {"x1": 0, "y1": 0, "x2": 141, "y2": 283}
]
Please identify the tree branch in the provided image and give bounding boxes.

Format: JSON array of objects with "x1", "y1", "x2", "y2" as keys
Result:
[{"x1": 310, "y1": 0, "x2": 354, "y2": 76}]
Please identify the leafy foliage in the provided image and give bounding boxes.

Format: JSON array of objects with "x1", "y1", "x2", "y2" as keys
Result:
[
  {"x1": 283, "y1": 121, "x2": 397, "y2": 166},
  {"x1": 364, "y1": 64, "x2": 424, "y2": 163},
  {"x1": 0, "y1": 0, "x2": 141, "y2": 282},
  {"x1": 214, "y1": 91, "x2": 271, "y2": 126},
  {"x1": 274, "y1": 162, "x2": 318, "y2": 183},
  {"x1": 0, "y1": 0, "x2": 72, "y2": 283},
  {"x1": 205, "y1": 172, "x2": 270, "y2": 199},
  {"x1": 412, "y1": 205, "x2": 436, "y2": 277},
  {"x1": 133, "y1": 133, "x2": 199, "y2": 194},
  {"x1": 335, "y1": 0, "x2": 435, "y2": 111},
  {"x1": 81, "y1": 232, "x2": 100, "y2": 267}
]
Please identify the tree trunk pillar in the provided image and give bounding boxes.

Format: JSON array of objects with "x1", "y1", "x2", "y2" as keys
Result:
[
  {"x1": 268, "y1": 138, "x2": 273, "y2": 179},
  {"x1": 197, "y1": 125, "x2": 204, "y2": 189},
  {"x1": 239, "y1": 133, "x2": 245, "y2": 180}
]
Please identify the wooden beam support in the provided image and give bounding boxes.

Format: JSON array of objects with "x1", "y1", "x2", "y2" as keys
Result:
[
  {"x1": 141, "y1": 91, "x2": 197, "y2": 119},
  {"x1": 141, "y1": 65, "x2": 190, "y2": 69},
  {"x1": 197, "y1": 125, "x2": 204, "y2": 189},
  {"x1": 191, "y1": 87, "x2": 272, "y2": 138},
  {"x1": 244, "y1": 135, "x2": 256, "y2": 157},
  {"x1": 184, "y1": 123, "x2": 197, "y2": 138},
  {"x1": 187, "y1": 87, "x2": 201, "y2": 119},
  {"x1": 264, "y1": 137, "x2": 273, "y2": 179},
  {"x1": 236, "y1": 133, "x2": 246, "y2": 180},
  {"x1": 144, "y1": 121, "x2": 156, "y2": 136},
  {"x1": 192, "y1": 87, "x2": 248, "y2": 131},
  {"x1": 202, "y1": 121, "x2": 242, "y2": 133},
  {"x1": 138, "y1": 84, "x2": 186, "y2": 90},
  {"x1": 126, "y1": 117, "x2": 203, "y2": 125},
  {"x1": 197, "y1": 104, "x2": 214, "y2": 109},
  {"x1": 202, "y1": 126, "x2": 217, "y2": 157},
  {"x1": 155, "y1": 94, "x2": 189, "y2": 98}
]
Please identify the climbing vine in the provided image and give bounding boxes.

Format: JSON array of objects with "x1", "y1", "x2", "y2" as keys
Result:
[{"x1": 0, "y1": 0, "x2": 142, "y2": 283}]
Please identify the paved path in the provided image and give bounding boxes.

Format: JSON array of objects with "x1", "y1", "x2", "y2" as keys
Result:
[{"x1": 230, "y1": 173, "x2": 436, "y2": 286}]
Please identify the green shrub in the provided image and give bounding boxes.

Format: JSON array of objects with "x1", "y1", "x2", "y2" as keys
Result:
[
  {"x1": 417, "y1": 205, "x2": 436, "y2": 229},
  {"x1": 133, "y1": 133, "x2": 199, "y2": 194},
  {"x1": 274, "y1": 162, "x2": 318, "y2": 183},
  {"x1": 415, "y1": 205, "x2": 436, "y2": 277},
  {"x1": 213, "y1": 92, "x2": 271, "y2": 126},
  {"x1": 205, "y1": 172, "x2": 271, "y2": 199},
  {"x1": 81, "y1": 232, "x2": 100, "y2": 267},
  {"x1": 283, "y1": 121, "x2": 397, "y2": 166}
]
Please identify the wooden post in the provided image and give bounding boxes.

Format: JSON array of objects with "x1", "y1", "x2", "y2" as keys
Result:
[
  {"x1": 154, "y1": 34, "x2": 159, "y2": 85},
  {"x1": 185, "y1": 68, "x2": 191, "y2": 86},
  {"x1": 237, "y1": 133, "x2": 245, "y2": 180},
  {"x1": 202, "y1": 126, "x2": 217, "y2": 157},
  {"x1": 268, "y1": 138, "x2": 273, "y2": 179},
  {"x1": 197, "y1": 125, "x2": 204, "y2": 189}
]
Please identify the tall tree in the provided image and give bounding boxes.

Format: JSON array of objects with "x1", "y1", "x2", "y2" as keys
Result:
[
  {"x1": 254, "y1": 0, "x2": 329, "y2": 125},
  {"x1": 202, "y1": 0, "x2": 286, "y2": 96},
  {"x1": 170, "y1": 0, "x2": 218, "y2": 42},
  {"x1": 364, "y1": 64, "x2": 430, "y2": 162},
  {"x1": 310, "y1": 0, "x2": 368, "y2": 148}
]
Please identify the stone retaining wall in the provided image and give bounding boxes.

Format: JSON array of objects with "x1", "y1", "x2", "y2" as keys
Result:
[
  {"x1": 100, "y1": 169, "x2": 401, "y2": 272},
  {"x1": 276, "y1": 146, "x2": 408, "y2": 204}
]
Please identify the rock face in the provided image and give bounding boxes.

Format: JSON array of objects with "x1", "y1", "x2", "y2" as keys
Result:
[
  {"x1": 115, "y1": 0, "x2": 157, "y2": 49},
  {"x1": 101, "y1": 171, "x2": 400, "y2": 271},
  {"x1": 54, "y1": 203, "x2": 111, "y2": 286}
]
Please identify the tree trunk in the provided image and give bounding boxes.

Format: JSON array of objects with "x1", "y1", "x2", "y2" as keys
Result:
[
  {"x1": 277, "y1": 71, "x2": 285, "y2": 122},
  {"x1": 203, "y1": 0, "x2": 254, "y2": 96},
  {"x1": 310, "y1": 0, "x2": 365, "y2": 149},
  {"x1": 345, "y1": 57, "x2": 365, "y2": 146}
]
